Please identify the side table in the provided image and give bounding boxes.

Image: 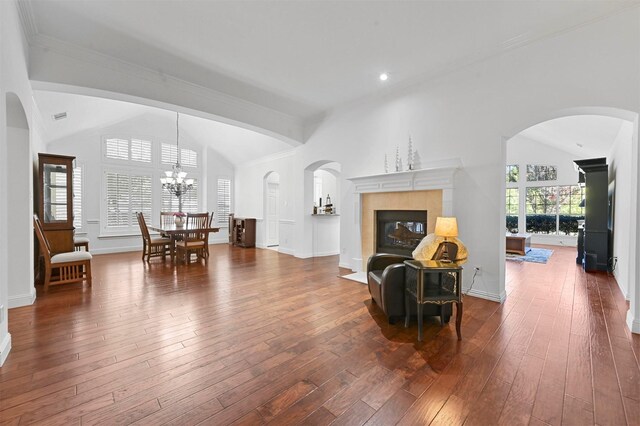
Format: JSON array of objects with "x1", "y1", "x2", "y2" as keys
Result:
[{"x1": 404, "y1": 260, "x2": 463, "y2": 342}]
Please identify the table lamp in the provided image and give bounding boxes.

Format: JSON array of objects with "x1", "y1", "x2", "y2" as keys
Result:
[{"x1": 435, "y1": 216, "x2": 458, "y2": 262}]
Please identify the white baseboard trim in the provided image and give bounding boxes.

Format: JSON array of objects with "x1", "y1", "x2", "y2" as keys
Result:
[
  {"x1": 295, "y1": 252, "x2": 313, "y2": 259},
  {"x1": 627, "y1": 311, "x2": 640, "y2": 334},
  {"x1": 278, "y1": 247, "x2": 294, "y2": 256},
  {"x1": 256, "y1": 242, "x2": 267, "y2": 249},
  {"x1": 464, "y1": 287, "x2": 506, "y2": 303},
  {"x1": 8, "y1": 287, "x2": 36, "y2": 308},
  {"x1": 312, "y1": 251, "x2": 340, "y2": 257},
  {"x1": 0, "y1": 333, "x2": 12, "y2": 366},
  {"x1": 91, "y1": 246, "x2": 141, "y2": 255},
  {"x1": 339, "y1": 261, "x2": 354, "y2": 271}
]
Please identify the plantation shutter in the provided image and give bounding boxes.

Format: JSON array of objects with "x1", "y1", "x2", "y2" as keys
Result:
[
  {"x1": 181, "y1": 179, "x2": 198, "y2": 213},
  {"x1": 105, "y1": 170, "x2": 152, "y2": 230},
  {"x1": 180, "y1": 148, "x2": 197, "y2": 168},
  {"x1": 130, "y1": 139, "x2": 152, "y2": 163},
  {"x1": 217, "y1": 178, "x2": 231, "y2": 224},
  {"x1": 105, "y1": 138, "x2": 129, "y2": 160},
  {"x1": 161, "y1": 143, "x2": 178, "y2": 165},
  {"x1": 73, "y1": 166, "x2": 82, "y2": 229},
  {"x1": 105, "y1": 172, "x2": 130, "y2": 227},
  {"x1": 161, "y1": 178, "x2": 198, "y2": 213},
  {"x1": 130, "y1": 174, "x2": 152, "y2": 223}
]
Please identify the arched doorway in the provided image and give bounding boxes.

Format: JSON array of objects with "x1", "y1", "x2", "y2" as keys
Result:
[
  {"x1": 501, "y1": 107, "x2": 639, "y2": 333},
  {"x1": 263, "y1": 171, "x2": 280, "y2": 248},
  {"x1": 5, "y1": 93, "x2": 35, "y2": 308},
  {"x1": 301, "y1": 160, "x2": 342, "y2": 258}
]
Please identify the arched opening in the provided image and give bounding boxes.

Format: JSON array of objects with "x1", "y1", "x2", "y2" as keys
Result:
[
  {"x1": 5, "y1": 93, "x2": 35, "y2": 308},
  {"x1": 263, "y1": 171, "x2": 280, "y2": 248},
  {"x1": 501, "y1": 107, "x2": 639, "y2": 333},
  {"x1": 301, "y1": 160, "x2": 341, "y2": 258}
]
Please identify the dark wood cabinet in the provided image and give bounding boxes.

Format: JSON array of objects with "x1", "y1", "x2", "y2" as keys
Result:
[
  {"x1": 230, "y1": 216, "x2": 256, "y2": 248},
  {"x1": 574, "y1": 158, "x2": 608, "y2": 272},
  {"x1": 38, "y1": 153, "x2": 75, "y2": 254}
]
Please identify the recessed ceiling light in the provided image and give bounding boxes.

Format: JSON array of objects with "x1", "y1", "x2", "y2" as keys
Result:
[
  {"x1": 576, "y1": 143, "x2": 583, "y2": 148},
  {"x1": 379, "y1": 73, "x2": 388, "y2": 81},
  {"x1": 52, "y1": 112, "x2": 67, "y2": 121}
]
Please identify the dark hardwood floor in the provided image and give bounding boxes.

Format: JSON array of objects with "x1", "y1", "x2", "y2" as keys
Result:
[{"x1": 1, "y1": 244, "x2": 638, "y2": 425}]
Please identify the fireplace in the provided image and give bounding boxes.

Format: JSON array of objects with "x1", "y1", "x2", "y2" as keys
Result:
[{"x1": 376, "y1": 210, "x2": 428, "y2": 256}]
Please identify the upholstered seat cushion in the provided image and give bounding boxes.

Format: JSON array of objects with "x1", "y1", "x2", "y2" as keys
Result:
[
  {"x1": 51, "y1": 251, "x2": 92, "y2": 264},
  {"x1": 73, "y1": 236, "x2": 90, "y2": 244},
  {"x1": 176, "y1": 240, "x2": 205, "y2": 247},
  {"x1": 150, "y1": 237, "x2": 171, "y2": 244}
]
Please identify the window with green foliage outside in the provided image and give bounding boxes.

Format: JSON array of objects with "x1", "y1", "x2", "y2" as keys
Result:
[
  {"x1": 505, "y1": 188, "x2": 519, "y2": 233},
  {"x1": 506, "y1": 165, "x2": 519, "y2": 183}
]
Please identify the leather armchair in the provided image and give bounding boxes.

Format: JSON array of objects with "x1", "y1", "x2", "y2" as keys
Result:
[{"x1": 367, "y1": 246, "x2": 454, "y2": 324}]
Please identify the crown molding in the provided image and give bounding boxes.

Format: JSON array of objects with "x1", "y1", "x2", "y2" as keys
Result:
[{"x1": 28, "y1": 33, "x2": 306, "y2": 145}]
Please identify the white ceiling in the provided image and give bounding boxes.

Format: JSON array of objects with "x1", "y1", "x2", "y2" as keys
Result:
[
  {"x1": 28, "y1": 0, "x2": 635, "y2": 117},
  {"x1": 34, "y1": 91, "x2": 293, "y2": 166},
  {"x1": 518, "y1": 115, "x2": 627, "y2": 158},
  {"x1": 26, "y1": 1, "x2": 636, "y2": 163}
]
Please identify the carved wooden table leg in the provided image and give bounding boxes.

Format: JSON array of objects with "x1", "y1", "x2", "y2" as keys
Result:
[{"x1": 456, "y1": 301, "x2": 463, "y2": 340}]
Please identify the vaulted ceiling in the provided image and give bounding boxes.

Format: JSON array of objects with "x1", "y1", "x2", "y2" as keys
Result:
[{"x1": 18, "y1": 0, "x2": 637, "y2": 160}]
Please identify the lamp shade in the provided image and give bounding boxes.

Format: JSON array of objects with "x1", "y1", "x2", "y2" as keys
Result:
[{"x1": 435, "y1": 217, "x2": 458, "y2": 238}]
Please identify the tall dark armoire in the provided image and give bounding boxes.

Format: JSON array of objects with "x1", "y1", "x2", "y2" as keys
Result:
[{"x1": 574, "y1": 158, "x2": 609, "y2": 272}]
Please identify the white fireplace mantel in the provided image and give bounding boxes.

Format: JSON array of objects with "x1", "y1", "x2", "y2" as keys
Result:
[
  {"x1": 344, "y1": 158, "x2": 462, "y2": 272},
  {"x1": 347, "y1": 158, "x2": 462, "y2": 195}
]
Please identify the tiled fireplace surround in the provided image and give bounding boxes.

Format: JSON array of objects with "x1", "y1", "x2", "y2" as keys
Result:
[{"x1": 347, "y1": 158, "x2": 461, "y2": 272}]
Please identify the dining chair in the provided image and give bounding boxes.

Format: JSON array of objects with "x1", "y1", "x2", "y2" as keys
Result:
[
  {"x1": 137, "y1": 212, "x2": 172, "y2": 262},
  {"x1": 34, "y1": 214, "x2": 92, "y2": 292},
  {"x1": 160, "y1": 211, "x2": 178, "y2": 237},
  {"x1": 175, "y1": 212, "x2": 211, "y2": 263}
]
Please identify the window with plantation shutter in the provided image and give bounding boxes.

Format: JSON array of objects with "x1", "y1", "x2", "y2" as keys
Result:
[
  {"x1": 73, "y1": 166, "x2": 82, "y2": 229},
  {"x1": 105, "y1": 170, "x2": 152, "y2": 231},
  {"x1": 217, "y1": 178, "x2": 231, "y2": 225},
  {"x1": 161, "y1": 143, "x2": 197, "y2": 168},
  {"x1": 131, "y1": 139, "x2": 152, "y2": 163},
  {"x1": 162, "y1": 178, "x2": 199, "y2": 213},
  {"x1": 105, "y1": 138, "x2": 129, "y2": 160},
  {"x1": 181, "y1": 149, "x2": 197, "y2": 168},
  {"x1": 100, "y1": 135, "x2": 201, "y2": 235},
  {"x1": 161, "y1": 143, "x2": 178, "y2": 165}
]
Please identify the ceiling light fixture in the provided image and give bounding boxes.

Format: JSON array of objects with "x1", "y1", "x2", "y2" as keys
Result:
[
  {"x1": 160, "y1": 112, "x2": 194, "y2": 212},
  {"x1": 379, "y1": 73, "x2": 388, "y2": 81}
]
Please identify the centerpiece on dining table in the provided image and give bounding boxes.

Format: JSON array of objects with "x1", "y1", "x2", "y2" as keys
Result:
[{"x1": 174, "y1": 212, "x2": 187, "y2": 227}]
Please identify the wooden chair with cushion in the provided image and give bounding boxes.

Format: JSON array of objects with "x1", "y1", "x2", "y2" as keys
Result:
[
  {"x1": 160, "y1": 211, "x2": 179, "y2": 238},
  {"x1": 34, "y1": 214, "x2": 92, "y2": 292},
  {"x1": 74, "y1": 236, "x2": 90, "y2": 251},
  {"x1": 175, "y1": 212, "x2": 212, "y2": 263},
  {"x1": 137, "y1": 212, "x2": 172, "y2": 262}
]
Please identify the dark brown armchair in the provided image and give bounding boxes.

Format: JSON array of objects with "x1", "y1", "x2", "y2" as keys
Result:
[{"x1": 367, "y1": 242, "x2": 457, "y2": 324}]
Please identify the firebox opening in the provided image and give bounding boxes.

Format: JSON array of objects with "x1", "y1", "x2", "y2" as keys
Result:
[{"x1": 375, "y1": 210, "x2": 428, "y2": 256}]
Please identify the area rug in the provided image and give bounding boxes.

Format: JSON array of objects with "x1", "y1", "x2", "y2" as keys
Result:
[
  {"x1": 339, "y1": 271, "x2": 367, "y2": 284},
  {"x1": 506, "y1": 248, "x2": 554, "y2": 264}
]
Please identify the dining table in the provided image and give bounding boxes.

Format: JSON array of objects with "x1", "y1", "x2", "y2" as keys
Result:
[{"x1": 147, "y1": 222, "x2": 220, "y2": 261}]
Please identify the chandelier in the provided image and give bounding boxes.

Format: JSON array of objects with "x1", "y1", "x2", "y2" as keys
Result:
[{"x1": 160, "y1": 112, "x2": 194, "y2": 212}]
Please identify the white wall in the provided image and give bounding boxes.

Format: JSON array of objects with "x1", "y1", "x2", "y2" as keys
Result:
[
  {"x1": 235, "y1": 151, "x2": 296, "y2": 255},
  {"x1": 7, "y1": 125, "x2": 35, "y2": 308},
  {"x1": 506, "y1": 133, "x2": 583, "y2": 247},
  {"x1": 236, "y1": 9, "x2": 640, "y2": 309},
  {"x1": 608, "y1": 121, "x2": 634, "y2": 299},
  {"x1": 0, "y1": 0, "x2": 40, "y2": 365},
  {"x1": 46, "y1": 113, "x2": 235, "y2": 253}
]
